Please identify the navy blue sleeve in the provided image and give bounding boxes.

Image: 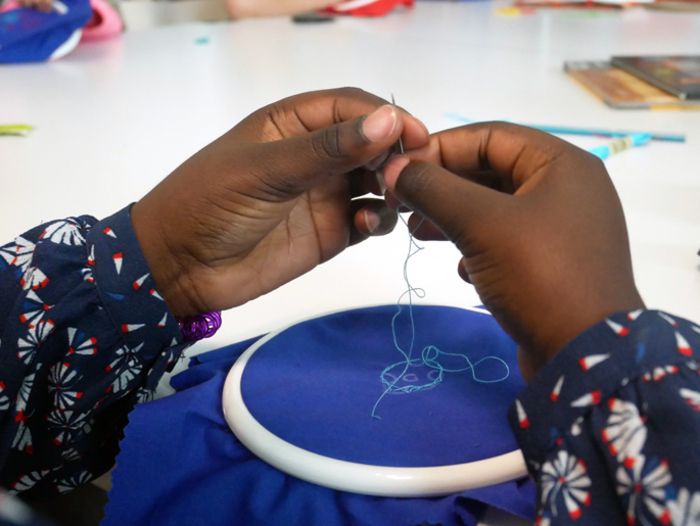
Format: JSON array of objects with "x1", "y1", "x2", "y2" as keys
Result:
[
  {"x1": 0, "y1": 206, "x2": 190, "y2": 497},
  {"x1": 509, "y1": 310, "x2": 700, "y2": 525}
]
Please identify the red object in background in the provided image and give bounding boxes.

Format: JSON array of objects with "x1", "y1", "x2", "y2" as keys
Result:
[{"x1": 326, "y1": 0, "x2": 414, "y2": 17}]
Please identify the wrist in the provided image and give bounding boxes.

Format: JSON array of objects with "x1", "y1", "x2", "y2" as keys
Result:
[
  {"x1": 524, "y1": 291, "x2": 645, "y2": 376},
  {"x1": 130, "y1": 200, "x2": 204, "y2": 318}
]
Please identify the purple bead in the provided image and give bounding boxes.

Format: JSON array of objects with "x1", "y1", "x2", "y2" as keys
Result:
[{"x1": 178, "y1": 311, "x2": 222, "y2": 342}]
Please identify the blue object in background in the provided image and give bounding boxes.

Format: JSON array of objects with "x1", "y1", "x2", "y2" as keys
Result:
[
  {"x1": 588, "y1": 132, "x2": 652, "y2": 160},
  {"x1": 103, "y1": 306, "x2": 535, "y2": 526},
  {"x1": 0, "y1": 0, "x2": 91, "y2": 64}
]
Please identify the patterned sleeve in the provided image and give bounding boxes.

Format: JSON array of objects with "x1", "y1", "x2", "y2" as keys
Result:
[
  {"x1": 0, "y1": 206, "x2": 190, "y2": 497},
  {"x1": 509, "y1": 310, "x2": 700, "y2": 525}
]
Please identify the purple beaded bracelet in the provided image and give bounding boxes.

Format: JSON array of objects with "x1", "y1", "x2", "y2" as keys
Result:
[{"x1": 178, "y1": 311, "x2": 222, "y2": 342}]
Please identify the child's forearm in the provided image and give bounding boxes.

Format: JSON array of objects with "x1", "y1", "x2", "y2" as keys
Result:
[{"x1": 226, "y1": 0, "x2": 338, "y2": 19}]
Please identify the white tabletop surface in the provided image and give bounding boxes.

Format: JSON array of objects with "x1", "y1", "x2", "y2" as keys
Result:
[
  {"x1": 2, "y1": 2, "x2": 698, "y2": 355},
  {"x1": 2, "y1": 1, "x2": 699, "y2": 523}
]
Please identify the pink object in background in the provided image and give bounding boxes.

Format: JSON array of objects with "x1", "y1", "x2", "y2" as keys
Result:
[
  {"x1": 80, "y1": 0, "x2": 121, "y2": 41},
  {"x1": 0, "y1": 1, "x2": 22, "y2": 11}
]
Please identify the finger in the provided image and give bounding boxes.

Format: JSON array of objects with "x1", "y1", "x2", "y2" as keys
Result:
[
  {"x1": 403, "y1": 139, "x2": 514, "y2": 193},
  {"x1": 383, "y1": 191, "x2": 405, "y2": 211},
  {"x1": 407, "y1": 213, "x2": 448, "y2": 241},
  {"x1": 282, "y1": 88, "x2": 430, "y2": 150},
  {"x1": 382, "y1": 156, "x2": 507, "y2": 248},
  {"x1": 349, "y1": 198, "x2": 398, "y2": 245},
  {"x1": 348, "y1": 168, "x2": 382, "y2": 197},
  {"x1": 255, "y1": 104, "x2": 404, "y2": 196},
  {"x1": 413, "y1": 122, "x2": 589, "y2": 191},
  {"x1": 458, "y1": 257, "x2": 472, "y2": 283},
  {"x1": 239, "y1": 88, "x2": 429, "y2": 151}
]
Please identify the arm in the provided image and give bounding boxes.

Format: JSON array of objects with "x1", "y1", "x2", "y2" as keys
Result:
[
  {"x1": 1, "y1": 88, "x2": 429, "y2": 498},
  {"x1": 225, "y1": 0, "x2": 339, "y2": 19},
  {"x1": 0, "y1": 209, "x2": 186, "y2": 496},
  {"x1": 382, "y1": 123, "x2": 700, "y2": 524},
  {"x1": 510, "y1": 310, "x2": 700, "y2": 524}
]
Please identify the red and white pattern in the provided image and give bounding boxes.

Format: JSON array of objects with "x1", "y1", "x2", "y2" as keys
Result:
[
  {"x1": 676, "y1": 332, "x2": 693, "y2": 357},
  {"x1": 11, "y1": 420, "x2": 32, "y2": 455},
  {"x1": 602, "y1": 398, "x2": 647, "y2": 469},
  {"x1": 10, "y1": 470, "x2": 50, "y2": 494},
  {"x1": 570, "y1": 390, "x2": 602, "y2": 408},
  {"x1": 48, "y1": 362, "x2": 84, "y2": 410},
  {"x1": 39, "y1": 219, "x2": 86, "y2": 246},
  {"x1": 46, "y1": 410, "x2": 91, "y2": 446},
  {"x1": 668, "y1": 488, "x2": 700, "y2": 526},
  {"x1": 578, "y1": 354, "x2": 609, "y2": 372},
  {"x1": 616, "y1": 457, "x2": 672, "y2": 526},
  {"x1": 132, "y1": 273, "x2": 149, "y2": 290},
  {"x1": 658, "y1": 313, "x2": 678, "y2": 328},
  {"x1": 0, "y1": 210, "x2": 186, "y2": 500},
  {"x1": 67, "y1": 328, "x2": 98, "y2": 356},
  {"x1": 627, "y1": 310, "x2": 643, "y2": 322},
  {"x1": 19, "y1": 266, "x2": 49, "y2": 291},
  {"x1": 17, "y1": 319, "x2": 55, "y2": 365},
  {"x1": 679, "y1": 388, "x2": 700, "y2": 412},
  {"x1": 18, "y1": 289, "x2": 52, "y2": 328},
  {"x1": 0, "y1": 381, "x2": 9, "y2": 412},
  {"x1": 514, "y1": 311, "x2": 700, "y2": 525},
  {"x1": 642, "y1": 365, "x2": 680, "y2": 383},
  {"x1": 550, "y1": 375, "x2": 565, "y2": 402},
  {"x1": 606, "y1": 319, "x2": 630, "y2": 337},
  {"x1": 0, "y1": 236, "x2": 35, "y2": 272},
  {"x1": 515, "y1": 399, "x2": 530, "y2": 429},
  {"x1": 57, "y1": 471, "x2": 93, "y2": 494},
  {"x1": 106, "y1": 343, "x2": 145, "y2": 393},
  {"x1": 539, "y1": 450, "x2": 591, "y2": 520}
]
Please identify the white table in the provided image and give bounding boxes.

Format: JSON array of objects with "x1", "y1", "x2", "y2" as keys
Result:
[
  {"x1": 1, "y1": 3, "x2": 699, "y2": 522},
  {"x1": 2, "y1": 2, "x2": 698, "y2": 351}
]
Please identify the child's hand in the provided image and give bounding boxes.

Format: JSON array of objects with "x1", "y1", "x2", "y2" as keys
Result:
[
  {"x1": 18, "y1": 0, "x2": 54, "y2": 12},
  {"x1": 382, "y1": 122, "x2": 644, "y2": 377},
  {"x1": 132, "y1": 88, "x2": 429, "y2": 318}
]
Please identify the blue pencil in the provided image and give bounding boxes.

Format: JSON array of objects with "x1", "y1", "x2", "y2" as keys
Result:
[
  {"x1": 443, "y1": 112, "x2": 686, "y2": 143},
  {"x1": 526, "y1": 124, "x2": 684, "y2": 144},
  {"x1": 588, "y1": 133, "x2": 652, "y2": 160}
]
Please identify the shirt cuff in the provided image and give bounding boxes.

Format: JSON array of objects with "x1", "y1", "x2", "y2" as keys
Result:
[
  {"x1": 87, "y1": 205, "x2": 185, "y2": 388},
  {"x1": 508, "y1": 309, "x2": 700, "y2": 472}
]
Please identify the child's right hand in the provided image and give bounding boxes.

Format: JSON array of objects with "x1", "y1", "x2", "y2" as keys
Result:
[
  {"x1": 382, "y1": 122, "x2": 645, "y2": 378},
  {"x1": 18, "y1": 0, "x2": 54, "y2": 12}
]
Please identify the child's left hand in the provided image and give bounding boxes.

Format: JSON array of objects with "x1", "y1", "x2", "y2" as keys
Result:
[{"x1": 131, "y1": 88, "x2": 429, "y2": 317}]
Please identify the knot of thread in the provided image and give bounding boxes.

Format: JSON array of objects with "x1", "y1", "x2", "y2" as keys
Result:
[
  {"x1": 370, "y1": 215, "x2": 510, "y2": 419},
  {"x1": 178, "y1": 311, "x2": 222, "y2": 342}
]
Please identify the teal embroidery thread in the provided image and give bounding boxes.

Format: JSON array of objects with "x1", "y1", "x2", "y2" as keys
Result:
[{"x1": 370, "y1": 215, "x2": 511, "y2": 419}]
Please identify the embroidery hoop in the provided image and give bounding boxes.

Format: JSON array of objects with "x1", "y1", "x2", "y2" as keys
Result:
[{"x1": 221, "y1": 309, "x2": 528, "y2": 498}]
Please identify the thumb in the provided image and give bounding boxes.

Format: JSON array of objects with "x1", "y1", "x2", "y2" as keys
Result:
[
  {"x1": 255, "y1": 104, "x2": 402, "y2": 194},
  {"x1": 383, "y1": 156, "x2": 506, "y2": 248}
]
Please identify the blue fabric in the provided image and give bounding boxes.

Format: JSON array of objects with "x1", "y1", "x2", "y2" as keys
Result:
[
  {"x1": 0, "y1": 0, "x2": 90, "y2": 64},
  {"x1": 104, "y1": 306, "x2": 535, "y2": 526},
  {"x1": 243, "y1": 305, "x2": 523, "y2": 466}
]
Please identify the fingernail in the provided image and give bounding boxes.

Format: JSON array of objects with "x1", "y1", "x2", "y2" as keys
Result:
[
  {"x1": 375, "y1": 171, "x2": 387, "y2": 195},
  {"x1": 362, "y1": 105, "x2": 398, "y2": 143},
  {"x1": 364, "y1": 210, "x2": 381, "y2": 234},
  {"x1": 382, "y1": 155, "x2": 410, "y2": 191},
  {"x1": 365, "y1": 207, "x2": 397, "y2": 235}
]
